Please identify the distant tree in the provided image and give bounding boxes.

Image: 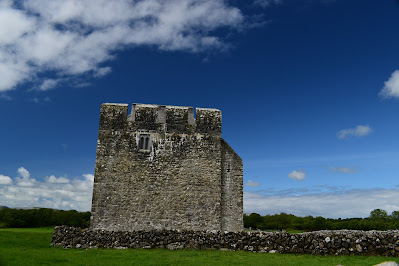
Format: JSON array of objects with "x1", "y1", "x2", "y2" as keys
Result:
[
  {"x1": 311, "y1": 216, "x2": 327, "y2": 231},
  {"x1": 244, "y1": 213, "x2": 264, "y2": 229},
  {"x1": 0, "y1": 208, "x2": 90, "y2": 228},
  {"x1": 243, "y1": 210, "x2": 399, "y2": 231},
  {"x1": 302, "y1": 215, "x2": 314, "y2": 230},
  {"x1": 276, "y1": 213, "x2": 294, "y2": 229},
  {"x1": 391, "y1": 211, "x2": 399, "y2": 221},
  {"x1": 369, "y1": 209, "x2": 389, "y2": 221}
]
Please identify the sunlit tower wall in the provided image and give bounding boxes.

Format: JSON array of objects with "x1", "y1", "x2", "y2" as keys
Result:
[{"x1": 90, "y1": 103, "x2": 243, "y2": 232}]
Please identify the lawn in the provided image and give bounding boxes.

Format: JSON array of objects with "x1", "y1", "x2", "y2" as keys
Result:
[{"x1": 0, "y1": 228, "x2": 398, "y2": 265}]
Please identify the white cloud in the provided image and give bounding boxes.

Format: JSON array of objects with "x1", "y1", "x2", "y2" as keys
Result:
[
  {"x1": 0, "y1": 0, "x2": 244, "y2": 92},
  {"x1": 288, "y1": 169, "x2": 306, "y2": 181},
  {"x1": 329, "y1": 166, "x2": 356, "y2": 173},
  {"x1": 16, "y1": 167, "x2": 36, "y2": 187},
  {"x1": 38, "y1": 79, "x2": 60, "y2": 91},
  {"x1": 245, "y1": 179, "x2": 260, "y2": 187},
  {"x1": 93, "y1": 67, "x2": 112, "y2": 78},
  {"x1": 337, "y1": 125, "x2": 373, "y2": 139},
  {"x1": 82, "y1": 174, "x2": 94, "y2": 181},
  {"x1": 73, "y1": 174, "x2": 94, "y2": 191},
  {"x1": 45, "y1": 175, "x2": 70, "y2": 184},
  {"x1": 0, "y1": 167, "x2": 94, "y2": 211},
  {"x1": 380, "y1": 70, "x2": 399, "y2": 99},
  {"x1": 0, "y1": 4, "x2": 34, "y2": 45},
  {"x1": 17, "y1": 167, "x2": 30, "y2": 179},
  {"x1": 0, "y1": 175, "x2": 13, "y2": 185},
  {"x1": 244, "y1": 189, "x2": 399, "y2": 219}
]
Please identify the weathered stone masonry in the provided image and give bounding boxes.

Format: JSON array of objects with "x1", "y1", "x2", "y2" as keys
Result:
[
  {"x1": 90, "y1": 103, "x2": 243, "y2": 232},
  {"x1": 52, "y1": 226, "x2": 399, "y2": 257}
]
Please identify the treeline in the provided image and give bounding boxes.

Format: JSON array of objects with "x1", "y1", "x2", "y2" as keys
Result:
[
  {"x1": 0, "y1": 207, "x2": 91, "y2": 228},
  {"x1": 244, "y1": 209, "x2": 399, "y2": 231},
  {"x1": 2, "y1": 206, "x2": 399, "y2": 231}
]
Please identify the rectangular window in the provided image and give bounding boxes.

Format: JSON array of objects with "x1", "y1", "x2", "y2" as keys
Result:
[{"x1": 138, "y1": 134, "x2": 151, "y2": 151}]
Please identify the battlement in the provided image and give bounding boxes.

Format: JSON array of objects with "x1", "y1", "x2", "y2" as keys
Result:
[{"x1": 99, "y1": 103, "x2": 221, "y2": 134}]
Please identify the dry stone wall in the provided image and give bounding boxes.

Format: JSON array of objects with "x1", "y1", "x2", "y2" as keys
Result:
[
  {"x1": 90, "y1": 103, "x2": 243, "y2": 232},
  {"x1": 52, "y1": 226, "x2": 399, "y2": 256}
]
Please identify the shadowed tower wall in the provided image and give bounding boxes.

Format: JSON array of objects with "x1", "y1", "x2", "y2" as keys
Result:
[{"x1": 90, "y1": 103, "x2": 243, "y2": 232}]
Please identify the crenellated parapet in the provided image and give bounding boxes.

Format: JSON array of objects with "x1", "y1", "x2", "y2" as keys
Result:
[
  {"x1": 100, "y1": 103, "x2": 221, "y2": 135},
  {"x1": 99, "y1": 103, "x2": 128, "y2": 130},
  {"x1": 196, "y1": 108, "x2": 222, "y2": 135}
]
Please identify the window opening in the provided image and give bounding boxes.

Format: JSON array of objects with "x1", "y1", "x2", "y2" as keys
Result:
[
  {"x1": 137, "y1": 134, "x2": 151, "y2": 151},
  {"x1": 138, "y1": 136, "x2": 143, "y2": 150}
]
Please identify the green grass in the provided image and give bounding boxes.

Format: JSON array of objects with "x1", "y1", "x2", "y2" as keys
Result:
[
  {"x1": 0, "y1": 228, "x2": 399, "y2": 265},
  {"x1": 286, "y1": 230, "x2": 304, "y2": 234},
  {"x1": 245, "y1": 229, "x2": 305, "y2": 234}
]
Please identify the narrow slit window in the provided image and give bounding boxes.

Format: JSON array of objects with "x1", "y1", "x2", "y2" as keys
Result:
[{"x1": 138, "y1": 136, "x2": 144, "y2": 150}]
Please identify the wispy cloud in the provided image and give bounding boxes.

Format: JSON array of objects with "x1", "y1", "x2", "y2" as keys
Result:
[
  {"x1": 38, "y1": 79, "x2": 60, "y2": 91},
  {"x1": 288, "y1": 169, "x2": 306, "y2": 181},
  {"x1": 0, "y1": 93, "x2": 12, "y2": 101},
  {"x1": 246, "y1": 151, "x2": 399, "y2": 169},
  {"x1": 45, "y1": 175, "x2": 70, "y2": 184},
  {"x1": 253, "y1": 0, "x2": 282, "y2": 8},
  {"x1": 0, "y1": 167, "x2": 93, "y2": 211},
  {"x1": 253, "y1": 185, "x2": 348, "y2": 197},
  {"x1": 329, "y1": 166, "x2": 356, "y2": 173},
  {"x1": 245, "y1": 179, "x2": 260, "y2": 187},
  {"x1": 30, "y1": 97, "x2": 39, "y2": 104},
  {"x1": 0, "y1": 0, "x2": 244, "y2": 92},
  {"x1": 337, "y1": 125, "x2": 373, "y2": 139},
  {"x1": 379, "y1": 70, "x2": 399, "y2": 99},
  {"x1": 29, "y1": 96, "x2": 51, "y2": 104},
  {"x1": 244, "y1": 189, "x2": 399, "y2": 218}
]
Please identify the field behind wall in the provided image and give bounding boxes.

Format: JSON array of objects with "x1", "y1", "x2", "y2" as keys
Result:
[{"x1": 1, "y1": 228, "x2": 399, "y2": 266}]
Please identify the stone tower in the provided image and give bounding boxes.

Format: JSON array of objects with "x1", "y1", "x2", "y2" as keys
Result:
[{"x1": 90, "y1": 103, "x2": 243, "y2": 232}]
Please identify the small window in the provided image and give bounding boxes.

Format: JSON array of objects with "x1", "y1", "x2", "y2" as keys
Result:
[{"x1": 138, "y1": 134, "x2": 151, "y2": 151}]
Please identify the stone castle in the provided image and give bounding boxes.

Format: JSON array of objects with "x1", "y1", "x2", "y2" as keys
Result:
[{"x1": 90, "y1": 103, "x2": 243, "y2": 232}]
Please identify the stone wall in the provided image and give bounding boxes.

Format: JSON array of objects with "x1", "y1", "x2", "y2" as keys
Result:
[
  {"x1": 90, "y1": 103, "x2": 243, "y2": 232},
  {"x1": 52, "y1": 226, "x2": 399, "y2": 256},
  {"x1": 221, "y1": 139, "x2": 243, "y2": 232}
]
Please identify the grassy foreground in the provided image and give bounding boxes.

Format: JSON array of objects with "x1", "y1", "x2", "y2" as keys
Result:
[{"x1": 0, "y1": 228, "x2": 399, "y2": 265}]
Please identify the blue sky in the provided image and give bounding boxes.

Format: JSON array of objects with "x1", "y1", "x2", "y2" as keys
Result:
[{"x1": 1, "y1": 0, "x2": 399, "y2": 218}]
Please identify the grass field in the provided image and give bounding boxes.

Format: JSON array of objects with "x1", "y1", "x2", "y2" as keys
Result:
[{"x1": 1, "y1": 228, "x2": 399, "y2": 265}]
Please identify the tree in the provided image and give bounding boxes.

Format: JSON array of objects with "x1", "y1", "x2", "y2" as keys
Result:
[
  {"x1": 391, "y1": 211, "x2": 399, "y2": 221},
  {"x1": 244, "y1": 213, "x2": 264, "y2": 229},
  {"x1": 311, "y1": 216, "x2": 327, "y2": 231},
  {"x1": 369, "y1": 209, "x2": 388, "y2": 221}
]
